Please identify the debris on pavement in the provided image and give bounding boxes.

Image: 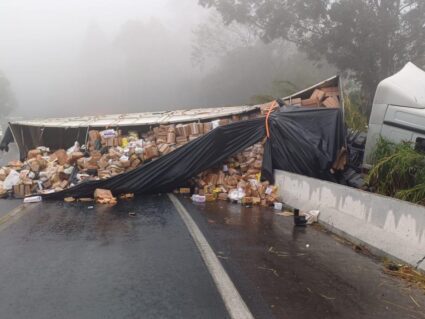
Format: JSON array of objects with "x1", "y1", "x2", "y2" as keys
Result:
[
  {"x1": 293, "y1": 209, "x2": 307, "y2": 227},
  {"x1": 23, "y1": 196, "x2": 42, "y2": 203},
  {"x1": 94, "y1": 188, "x2": 117, "y2": 205},
  {"x1": 191, "y1": 194, "x2": 206, "y2": 203},
  {"x1": 273, "y1": 202, "x2": 283, "y2": 211},
  {"x1": 383, "y1": 261, "x2": 425, "y2": 291},
  {"x1": 275, "y1": 211, "x2": 294, "y2": 217},
  {"x1": 79, "y1": 198, "x2": 94, "y2": 202},
  {"x1": 119, "y1": 193, "x2": 134, "y2": 200},
  {"x1": 303, "y1": 210, "x2": 320, "y2": 224}
]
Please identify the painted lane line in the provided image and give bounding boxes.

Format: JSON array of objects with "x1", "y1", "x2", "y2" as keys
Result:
[
  {"x1": 168, "y1": 194, "x2": 254, "y2": 319},
  {"x1": 0, "y1": 204, "x2": 29, "y2": 232}
]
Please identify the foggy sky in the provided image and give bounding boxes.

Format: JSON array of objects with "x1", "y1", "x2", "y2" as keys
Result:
[
  {"x1": 0, "y1": 0, "x2": 333, "y2": 120},
  {"x1": 0, "y1": 0, "x2": 209, "y2": 118}
]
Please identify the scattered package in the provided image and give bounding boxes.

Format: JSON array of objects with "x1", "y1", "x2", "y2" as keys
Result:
[
  {"x1": 94, "y1": 188, "x2": 117, "y2": 205},
  {"x1": 303, "y1": 210, "x2": 320, "y2": 224}
]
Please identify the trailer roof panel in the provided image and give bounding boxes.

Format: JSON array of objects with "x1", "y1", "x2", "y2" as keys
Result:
[{"x1": 10, "y1": 105, "x2": 260, "y2": 128}]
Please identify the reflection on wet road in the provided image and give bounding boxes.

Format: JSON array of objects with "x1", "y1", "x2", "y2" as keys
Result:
[
  {"x1": 0, "y1": 195, "x2": 228, "y2": 319},
  {"x1": 0, "y1": 192, "x2": 424, "y2": 319},
  {"x1": 180, "y1": 196, "x2": 425, "y2": 319}
]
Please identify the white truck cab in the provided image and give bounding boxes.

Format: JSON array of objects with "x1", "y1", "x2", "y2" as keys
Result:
[{"x1": 363, "y1": 62, "x2": 425, "y2": 168}]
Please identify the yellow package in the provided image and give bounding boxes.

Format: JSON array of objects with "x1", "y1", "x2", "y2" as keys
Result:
[{"x1": 121, "y1": 137, "x2": 129, "y2": 148}]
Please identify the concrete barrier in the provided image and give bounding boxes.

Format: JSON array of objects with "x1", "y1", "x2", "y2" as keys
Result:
[{"x1": 274, "y1": 170, "x2": 425, "y2": 272}]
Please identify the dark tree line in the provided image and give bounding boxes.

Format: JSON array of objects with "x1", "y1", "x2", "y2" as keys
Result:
[{"x1": 199, "y1": 0, "x2": 425, "y2": 114}]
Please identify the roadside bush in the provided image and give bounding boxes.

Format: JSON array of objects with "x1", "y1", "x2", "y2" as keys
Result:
[
  {"x1": 367, "y1": 137, "x2": 425, "y2": 205},
  {"x1": 344, "y1": 93, "x2": 368, "y2": 132}
]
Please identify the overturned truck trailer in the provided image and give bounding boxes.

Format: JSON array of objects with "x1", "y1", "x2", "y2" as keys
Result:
[
  {"x1": 2, "y1": 76, "x2": 346, "y2": 199},
  {"x1": 8, "y1": 105, "x2": 261, "y2": 160}
]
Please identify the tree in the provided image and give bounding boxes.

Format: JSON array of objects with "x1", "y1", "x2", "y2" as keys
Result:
[
  {"x1": 199, "y1": 0, "x2": 425, "y2": 115},
  {"x1": 191, "y1": 10, "x2": 335, "y2": 106},
  {"x1": 0, "y1": 71, "x2": 16, "y2": 119},
  {"x1": 192, "y1": 10, "x2": 259, "y2": 68}
]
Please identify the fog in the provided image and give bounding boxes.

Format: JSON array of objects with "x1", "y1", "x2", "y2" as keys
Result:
[{"x1": 0, "y1": 0, "x2": 332, "y2": 119}]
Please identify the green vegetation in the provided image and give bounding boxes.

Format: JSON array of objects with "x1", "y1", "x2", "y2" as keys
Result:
[
  {"x1": 200, "y1": 0, "x2": 425, "y2": 115},
  {"x1": 368, "y1": 137, "x2": 425, "y2": 205},
  {"x1": 344, "y1": 92, "x2": 368, "y2": 131}
]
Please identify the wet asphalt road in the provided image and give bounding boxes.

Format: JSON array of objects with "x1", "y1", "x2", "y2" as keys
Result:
[
  {"x1": 0, "y1": 199, "x2": 22, "y2": 218},
  {"x1": 0, "y1": 195, "x2": 228, "y2": 319},
  {"x1": 0, "y1": 193, "x2": 424, "y2": 319},
  {"x1": 180, "y1": 196, "x2": 425, "y2": 319}
]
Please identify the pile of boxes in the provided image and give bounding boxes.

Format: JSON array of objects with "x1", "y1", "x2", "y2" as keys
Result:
[
  {"x1": 0, "y1": 111, "x2": 282, "y2": 206},
  {"x1": 259, "y1": 87, "x2": 341, "y2": 115},
  {"x1": 186, "y1": 141, "x2": 280, "y2": 206},
  {"x1": 283, "y1": 87, "x2": 341, "y2": 108}
]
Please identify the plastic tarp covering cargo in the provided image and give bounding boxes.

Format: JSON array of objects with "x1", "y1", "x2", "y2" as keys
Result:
[
  {"x1": 261, "y1": 107, "x2": 345, "y2": 183},
  {"x1": 0, "y1": 127, "x2": 14, "y2": 152},
  {"x1": 42, "y1": 107, "x2": 345, "y2": 200}
]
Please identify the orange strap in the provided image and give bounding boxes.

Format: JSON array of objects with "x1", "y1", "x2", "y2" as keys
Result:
[{"x1": 265, "y1": 101, "x2": 278, "y2": 139}]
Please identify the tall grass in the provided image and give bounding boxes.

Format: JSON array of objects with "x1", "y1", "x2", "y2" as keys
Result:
[
  {"x1": 368, "y1": 137, "x2": 425, "y2": 205},
  {"x1": 344, "y1": 94, "x2": 368, "y2": 131}
]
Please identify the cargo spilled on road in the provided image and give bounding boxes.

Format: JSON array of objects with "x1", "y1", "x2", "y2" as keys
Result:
[{"x1": 0, "y1": 76, "x2": 346, "y2": 206}]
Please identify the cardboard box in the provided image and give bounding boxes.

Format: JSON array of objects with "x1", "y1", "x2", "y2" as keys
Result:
[
  {"x1": 28, "y1": 149, "x2": 41, "y2": 159},
  {"x1": 218, "y1": 193, "x2": 228, "y2": 201},
  {"x1": 94, "y1": 188, "x2": 117, "y2": 205},
  {"x1": 59, "y1": 180, "x2": 69, "y2": 189},
  {"x1": 241, "y1": 197, "x2": 253, "y2": 205},
  {"x1": 175, "y1": 124, "x2": 190, "y2": 137},
  {"x1": 301, "y1": 98, "x2": 319, "y2": 107},
  {"x1": 310, "y1": 89, "x2": 326, "y2": 102},
  {"x1": 203, "y1": 122, "x2": 213, "y2": 133},
  {"x1": 190, "y1": 122, "x2": 200, "y2": 135},
  {"x1": 13, "y1": 183, "x2": 32, "y2": 198},
  {"x1": 179, "y1": 188, "x2": 191, "y2": 194},
  {"x1": 189, "y1": 134, "x2": 200, "y2": 141},
  {"x1": 205, "y1": 193, "x2": 216, "y2": 202},
  {"x1": 252, "y1": 197, "x2": 261, "y2": 205},
  {"x1": 158, "y1": 144, "x2": 171, "y2": 155},
  {"x1": 322, "y1": 96, "x2": 340, "y2": 108},
  {"x1": 284, "y1": 98, "x2": 302, "y2": 106},
  {"x1": 54, "y1": 149, "x2": 68, "y2": 165},
  {"x1": 167, "y1": 132, "x2": 176, "y2": 144},
  {"x1": 144, "y1": 144, "x2": 159, "y2": 160}
]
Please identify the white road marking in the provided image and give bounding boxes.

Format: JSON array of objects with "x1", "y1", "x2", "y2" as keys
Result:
[{"x1": 168, "y1": 194, "x2": 255, "y2": 319}]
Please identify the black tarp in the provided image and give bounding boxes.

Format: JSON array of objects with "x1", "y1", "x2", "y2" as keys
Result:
[
  {"x1": 261, "y1": 106, "x2": 345, "y2": 182},
  {"x1": 7, "y1": 125, "x2": 89, "y2": 161},
  {"x1": 0, "y1": 127, "x2": 14, "y2": 152},
  {"x1": 42, "y1": 107, "x2": 345, "y2": 200}
]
